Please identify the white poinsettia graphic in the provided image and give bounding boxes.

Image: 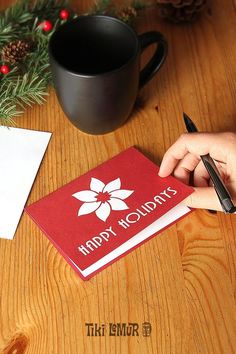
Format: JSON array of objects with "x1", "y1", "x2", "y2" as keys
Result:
[{"x1": 72, "y1": 177, "x2": 134, "y2": 222}]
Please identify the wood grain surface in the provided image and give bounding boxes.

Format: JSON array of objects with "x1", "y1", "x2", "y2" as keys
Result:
[{"x1": 0, "y1": 0, "x2": 236, "y2": 353}]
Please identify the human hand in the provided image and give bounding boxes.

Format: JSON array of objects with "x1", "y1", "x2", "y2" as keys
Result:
[{"x1": 158, "y1": 132, "x2": 236, "y2": 211}]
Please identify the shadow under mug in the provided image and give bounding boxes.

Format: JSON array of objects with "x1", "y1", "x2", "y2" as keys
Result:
[{"x1": 49, "y1": 15, "x2": 168, "y2": 135}]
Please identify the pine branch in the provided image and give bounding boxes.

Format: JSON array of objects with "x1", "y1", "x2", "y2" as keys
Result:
[
  {"x1": 0, "y1": 0, "x2": 146, "y2": 126},
  {"x1": 30, "y1": 0, "x2": 67, "y2": 20},
  {"x1": 92, "y1": 0, "x2": 112, "y2": 14},
  {"x1": 0, "y1": 70, "x2": 49, "y2": 125},
  {"x1": 0, "y1": 81, "x2": 23, "y2": 125},
  {"x1": 0, "y1": 29, "x2": 51, "y2": 125},
  {"x1": 0, "y1": 1, "x2": 32, "y2": 45},
  {"x1": 0, "y1": 0, "x2": 69, "y2": 125},
  {"x1": 0, "y1": 0, "x2": 68, "y2": 46}
]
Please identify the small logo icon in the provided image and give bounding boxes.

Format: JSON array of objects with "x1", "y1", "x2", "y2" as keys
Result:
[
  {"x1": 142, "y1": 322, "x2": 152, "y2": 337},
  {"x1": 73, "y1": 177, "x2": 134, "y2": 222}
]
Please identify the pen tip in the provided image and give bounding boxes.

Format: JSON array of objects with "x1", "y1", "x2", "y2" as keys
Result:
[
  {"x1": 183, "y1": 112, "x2": 191, "y2": 124},
  {"x1": 183, "y1": 112, "x2": 192, "y2": 123},
  {"x1": 182, "y1": 112, "x2": 198, "y2": 132}
]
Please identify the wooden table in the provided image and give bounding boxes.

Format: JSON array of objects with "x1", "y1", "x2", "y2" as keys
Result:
[{"x1": 0, "y1": 0, "x2": 236, "y2": 353}]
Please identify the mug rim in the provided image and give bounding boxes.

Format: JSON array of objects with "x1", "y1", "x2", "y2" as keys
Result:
[{"x1": 48, "y1": 15, "x2": 140, "y2": 78}]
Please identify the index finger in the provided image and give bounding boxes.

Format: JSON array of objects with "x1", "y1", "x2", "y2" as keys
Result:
[{"x1": 159, "y1": 132, "x2": 233, "y2": 177}]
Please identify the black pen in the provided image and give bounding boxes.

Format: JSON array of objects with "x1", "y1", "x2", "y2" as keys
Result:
[{"x1": 183, "y1": 112, "x2": 236, "y2": 214}]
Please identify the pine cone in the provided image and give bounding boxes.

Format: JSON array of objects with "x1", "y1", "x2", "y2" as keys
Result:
[
  {"x1": 116, "y1": 6, "x2": 137, "y2": 24},
  {"x1": 1, "y1": 40, "x2": 31, "y2": 64},
  {"x1": 157, "y1": 0, "x2": 207, "y2": 23}
]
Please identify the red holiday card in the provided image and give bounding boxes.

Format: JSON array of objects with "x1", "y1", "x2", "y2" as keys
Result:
[{"x1": 26, "y1": 147, "x2": 194, "y2": 280}]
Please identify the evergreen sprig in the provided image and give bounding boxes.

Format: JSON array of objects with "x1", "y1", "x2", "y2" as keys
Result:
[
  {"x1": 0, "y1": 0, "x2": 70, "y2": 125},
  {"x1": 0, "y1": 0, "x2": 143, "y2": 126}
]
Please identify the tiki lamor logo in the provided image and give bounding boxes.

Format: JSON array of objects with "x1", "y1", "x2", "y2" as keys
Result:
[
  {"x1": 73, "y1": 177, "x2": 134, "y2": 222},
  {"x1": 142, "y1": 322, "x2": 152, "y2": 337}
]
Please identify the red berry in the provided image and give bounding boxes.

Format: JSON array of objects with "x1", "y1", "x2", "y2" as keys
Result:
[
  {"x1": 59, "y1": 9, "x2": 69, "y2": 20},
  {"x1": 1, "y1": 65, "x2": 10, "y2": 74},
  {"x1": 43, "y1": 20, "x2": 53, "y2": 32}
]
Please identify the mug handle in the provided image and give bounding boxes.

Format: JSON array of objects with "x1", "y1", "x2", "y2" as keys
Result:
[{"x1": 138, "y1": 31, "x2": 168, "y2": 88}]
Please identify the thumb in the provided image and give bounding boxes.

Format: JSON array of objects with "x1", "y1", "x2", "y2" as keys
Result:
[{"x1": 182, "y1": 187, "x2": 223, "y2": 211}]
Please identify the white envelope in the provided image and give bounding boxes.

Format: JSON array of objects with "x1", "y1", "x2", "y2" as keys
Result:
[{"x1": 0, "y1": 126, "x2": 51, "y2": 239}]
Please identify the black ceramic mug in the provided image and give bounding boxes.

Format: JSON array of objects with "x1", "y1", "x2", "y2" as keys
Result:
[{"x1": 49, "y1": 15, "x2": 168, "y2": 135}]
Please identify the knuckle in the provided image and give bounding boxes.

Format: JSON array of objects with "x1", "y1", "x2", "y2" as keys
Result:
[
  {"x1": 223, "y1": 131, "x2": 236, "y2": 142},
  {"x1": 222, "y1": 131, "x2": 236, "y2": 150},
  {"x1": 179, "y1": 133, "x2": 188, "y2": 141}
]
